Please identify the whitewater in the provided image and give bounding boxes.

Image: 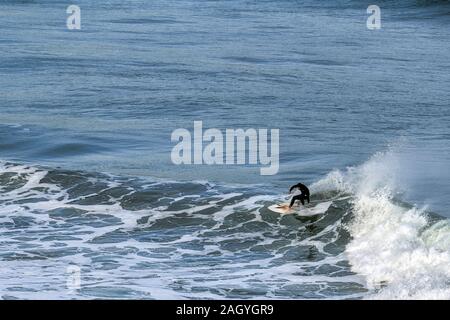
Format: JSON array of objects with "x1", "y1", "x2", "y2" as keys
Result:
[
  {"x1": 313, "y1": 151, "x2": 450, "y2": 299},
  {"x1": 0, "y1": 149, "x2": 448, "y2": 299}
]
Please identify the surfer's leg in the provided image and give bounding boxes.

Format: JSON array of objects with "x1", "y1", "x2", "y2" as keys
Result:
[
  {"x1": 299, "y1": 197, "x2": 305, "y2": 206},
  {"x1": 306, "y1": 195, "x2": 310, "y2": 204},
  {"x1": 289, "y1": 197, "x2": 296, "y2": 208},
  {"x1": 289, "y1": 195, "x2": 300, "y2": 208}
]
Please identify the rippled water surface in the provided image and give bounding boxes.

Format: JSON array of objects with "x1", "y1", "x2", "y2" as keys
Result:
[{"x1": 0, "y1": 0, "x2": 449, "y2": 299}]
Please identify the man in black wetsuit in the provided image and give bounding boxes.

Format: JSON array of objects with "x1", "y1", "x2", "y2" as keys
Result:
[{"x1": 289, "y1": 183, "x2": 310, "y2": 208}]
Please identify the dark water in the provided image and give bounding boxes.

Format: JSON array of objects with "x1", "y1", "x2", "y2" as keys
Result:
[{"x1": 0, "y1": 0, "x2": 449, "y2": 299}]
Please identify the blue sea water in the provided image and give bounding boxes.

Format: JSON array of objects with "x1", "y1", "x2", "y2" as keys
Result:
[{"x1": 0, "y1": 0, "x2": 449, "y2": 299}]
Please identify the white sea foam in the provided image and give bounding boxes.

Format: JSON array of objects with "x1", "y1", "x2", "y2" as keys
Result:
[
  {"x1": 0, "y1": 160, "x2": 364, "y2": 299},
  {"x1": 314, "y1": 151, "x2": 450, "y2": 299},
  {"x1": 9, "y1": 155, "x2": 444, "y2": 300}
]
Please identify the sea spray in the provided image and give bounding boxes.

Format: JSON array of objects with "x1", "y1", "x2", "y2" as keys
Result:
[{"x1": 312, "y1": 152, "x2": 450, "y2": 299}]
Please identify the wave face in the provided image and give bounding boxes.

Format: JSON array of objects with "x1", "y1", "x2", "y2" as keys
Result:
[{"x1": 0, "y1": 154, "x2": 448, "y2": 299}]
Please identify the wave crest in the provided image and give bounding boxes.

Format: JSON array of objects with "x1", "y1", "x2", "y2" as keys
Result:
[{"x1": 314, "y1": 151, "x2": 450, "y2": 299}]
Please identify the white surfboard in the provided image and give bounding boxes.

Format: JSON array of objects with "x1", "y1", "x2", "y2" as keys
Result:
[{"x1": 268, "y1": 201, "x2": 332, "y2": 216}]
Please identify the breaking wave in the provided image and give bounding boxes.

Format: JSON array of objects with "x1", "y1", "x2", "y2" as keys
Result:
[
  {"x1": 313, "y1": 151, "x2": 450, "y2": 299},
  {"x1": 0, "y1": 151, "x2": 448, "y2": 299}
]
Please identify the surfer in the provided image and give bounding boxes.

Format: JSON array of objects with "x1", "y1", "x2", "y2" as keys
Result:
[{"x1": 289, "y1": 183, "x2": 310, "y2": 208}]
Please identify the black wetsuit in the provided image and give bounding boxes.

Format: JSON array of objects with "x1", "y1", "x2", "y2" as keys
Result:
[{"x1": 289, "y1": 183, "x2": 310, "y2": 207}]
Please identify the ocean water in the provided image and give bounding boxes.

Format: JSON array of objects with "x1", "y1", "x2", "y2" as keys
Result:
[{"x1": 0, "y1": 0, "x2": 449, "y2": 299}]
